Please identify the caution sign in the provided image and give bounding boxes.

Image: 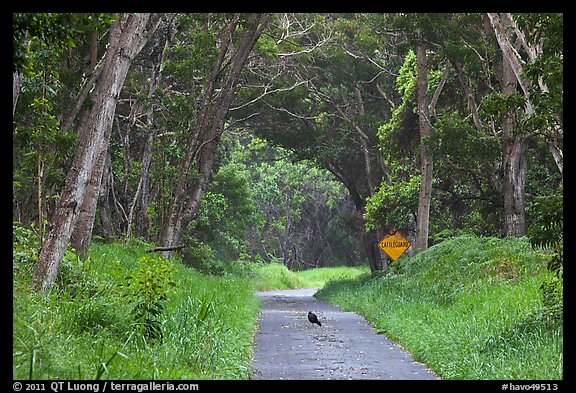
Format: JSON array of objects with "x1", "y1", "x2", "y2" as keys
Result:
[{"x1": 378, "y1": 232, "x2": 411, "y2": 261}]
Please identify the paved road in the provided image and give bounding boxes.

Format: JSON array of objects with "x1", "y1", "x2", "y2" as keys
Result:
[{"x1": 251, "y1": 288, "x2": 440, "y2": 380}]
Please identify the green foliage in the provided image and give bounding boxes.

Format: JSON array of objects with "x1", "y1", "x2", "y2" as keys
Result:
[
  {"x1": 251, "y1": 261, "x2": 368, "y2": 291},
  {"x1": 527, "y1": 185, "x2": 563, "y2": 329},
  {"x1": 515, "y1": 14, "x2": 563, "y2": 131},
  {"x1": 528, "y1": 185, "x2": 563, "y2": 268},
  {"x1": 163, "y1": 15, "x2": 218, "y2": 83},
  {"x1": 13, "y1": 222, "x2": 83, "y2": 292},
  {"x1": 482, "y1": 91, "x2": 527, "y2": 125},
  {"x1": 180, "y1": 236, "x2": 225, "y2": 275},
  {"x1": 184, "y1": 140, "x2": 260, "y2": 269},
  {"x1": 254, "y1": 33, "x2": 279, "y2": 58},
  {"x1": 377, "y1": 67, "x2": 420, "y2": 172},
  {"x1": 13, "y1": 13, "x2": 115, "y2": 74},
  {"x1": 396, "y1": 49, "x2": 417, "y2": 102},
  {"x1": 184, "y1": 136, "x2": 360, "y2": 270},
  {"x1": 364, "y1": 176, "x2": 420, "y2": 232},
  {"x1": 11, "y1": 11, "x2": 565, "y2": 377},
  {"x1": 13, "y1": 222, "x2": 39, "y2": 267},
  {"x1": 432, "y1": 113, "x2": 500, "y2": 162},
  {"x1": 124, "y1": 255, "x2": 177, "y2": 341}
]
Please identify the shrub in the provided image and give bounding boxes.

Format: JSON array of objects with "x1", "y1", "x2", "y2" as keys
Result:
[
  {"x1": 528, "y1": 185, "x2": 563, "y2": 327},
  {"x1": 124, "y1": 255, "x2": 177, "y2": 341}
]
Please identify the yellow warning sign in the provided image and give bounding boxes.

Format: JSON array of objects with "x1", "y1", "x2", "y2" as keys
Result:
[{"x1": 378, "y1": 232, "x2": 411, "y2": 261}]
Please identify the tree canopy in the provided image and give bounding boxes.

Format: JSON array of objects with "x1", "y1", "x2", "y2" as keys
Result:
[{"x1": 13, "y1": 13, "x2": 562, "y2": 288}]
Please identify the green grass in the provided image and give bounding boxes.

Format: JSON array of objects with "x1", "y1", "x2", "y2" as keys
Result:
[
  {"x1": 13, "y1": 239, "x2": 260, "y2": 379},
  {"x1": 315, "y1": 236, "x2": 563, "y2": 380},
  {"x1": 251, "y1": 262, "x2": 368, "y2": 290}
]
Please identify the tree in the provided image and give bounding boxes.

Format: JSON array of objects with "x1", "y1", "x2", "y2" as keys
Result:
[
  {"x1": 414, "y1": 43, "x2": 433, "y2": 250},
  {"x1": 13, "y1": 13, "x2": 115, "y2": 257},
  {"x1": 31, "y1": 13, "x2": 154, "y2": 292},
  {"x1": 69, "y1": 15, "x2": 163, "y2": 258},
  {"x1": 487, "y1": 13, "x2": 563, "y2": 236},
  {"x1": 159, "y1": 13, "x2": 271, "y2": 256},
  {"x1": 367, "y1": 13, "x2": 444, "y2": 252},
  {"x1": 14, "y1": 13, "x2": 562, "y2": 278}
]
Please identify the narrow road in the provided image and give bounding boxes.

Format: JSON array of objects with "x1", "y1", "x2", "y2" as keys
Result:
[{"x1": 251, "y1": 288, "x2": 439, "y2": 380}]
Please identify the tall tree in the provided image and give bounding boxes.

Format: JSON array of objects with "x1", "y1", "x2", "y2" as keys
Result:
[
  {"x1": 487, "y1": 13, "x2": 563, "y2": 236},
  {"x1": 31, "y1": 13, "x2": 154, "y2": 291},
  {"x1": 487, "y1": 13, "x2": 530, "y2": 237},
  {"x1": 159, "y1": 13, "x2": 271, "y2": 255},
  {"x1": 70, "y1": 15, "x2": 162, "y2": 258},
  {"x1": 414, "y1": 43, "x2": 433, "y2": 250}
]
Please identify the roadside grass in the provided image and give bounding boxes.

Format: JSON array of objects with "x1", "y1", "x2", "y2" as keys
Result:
[
  {"x1": 13, "y1": 237, "x2": 260, "y2": 379},
  {"x1": 250, "y1": 261, "x2": 305, "y2": 290},
  {"x1": 315, "y1": 236, "x2": 563, "y2": 380},
  {"x1": 251, "y1": 261, "x2": 368, "y2": 290}
]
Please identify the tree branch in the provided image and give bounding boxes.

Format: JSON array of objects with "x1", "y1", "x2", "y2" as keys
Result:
[{"x1": 145, "y1": 245, "x2": 185, "y2": 253}]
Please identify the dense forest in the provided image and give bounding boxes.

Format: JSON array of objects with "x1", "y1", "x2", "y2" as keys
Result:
[{"x1": 13, "y1": 13, "x2": 562, "y2": 292}]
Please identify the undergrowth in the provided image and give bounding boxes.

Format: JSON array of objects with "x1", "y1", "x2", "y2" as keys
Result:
[{"x1": 13, "y1": 226, "x2": 260, "y2": 379}]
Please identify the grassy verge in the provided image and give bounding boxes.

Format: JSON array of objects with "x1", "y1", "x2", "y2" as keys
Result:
[
  {"x1": 13, "y1": 238, "x2": 260, "y2": 379},
  {"x1": 315, "y1": 236, "x2": 563, "y2": 379},
  {"x1": 16, "y1": 226, "x2": 557, "y2": 380}
]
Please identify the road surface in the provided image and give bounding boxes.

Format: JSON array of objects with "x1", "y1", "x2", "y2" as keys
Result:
[{"x1": 251, "y1": 288, "x2": 440, "y2": 380}]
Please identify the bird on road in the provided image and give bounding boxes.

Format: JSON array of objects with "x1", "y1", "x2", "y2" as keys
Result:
[{"x1": 308, "y1": 311, "x2": 322, "y2": 326}]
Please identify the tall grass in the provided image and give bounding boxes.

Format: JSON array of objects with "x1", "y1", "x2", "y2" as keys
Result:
[
  {"x1": 13, "y1": 238, "x2": 260, "y2": 379},
  {"x1": 16, "y1": 225, "x2": 558, "y2": 380},
  {"x1": 315, "y1": 236, "x2": 563, "y2": 379}
]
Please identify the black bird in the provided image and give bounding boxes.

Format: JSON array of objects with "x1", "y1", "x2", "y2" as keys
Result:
[{"x1": 308, "y1": 311, "x2": 322, "y2": 326}]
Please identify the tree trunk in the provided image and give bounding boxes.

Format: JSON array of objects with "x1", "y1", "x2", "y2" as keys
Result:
[
  {"x1": 70, "y1": 15, "x2": 161, "y2": 258},
  {"x1": 131, "y1": 128, "x2": 156, "y2": 240},
  {"x1": 364, "y1": 230, "x2": 383, "y2": 273},
  {"x1": 325, "y1": 162, "x2": 383, "y2": 273},
  {"x1": 161, "y1": 139, "x2": 219, "y2": 258},
  {"x1": 502, "y1": 132, "x2": 528, "y2": 237},
  {"x1": 159, "y1": 14, "x2": 240, "y2": 252},
  {"x1": 547, "y1": 129, "x2": 563, "y2": 175},
  {"x1": 488, "y1": 13, "x2": 563, "y2": 176},
  {"x1": 327, "y1": 86, "x2": 389, "y2": 272},
  {"x1": 13, "y1": 71, "x2": 22, "y2": 116},
  {"x1": 488, "y1": 13, "x2": 529, "y2": 237},
  {"x1": 487, "y1": 13, "x2": 534, "y2": 114},
  {"x1": 500, "y1": 52, "x2": 528, "y2": 237},
  {"x1": 70, "y1": 118, "x2": 112, "y2": 258},
  {"x1": 415, "y1": 44, "x2": 433, "y2": 251},
  {"x1": 31, "y1": 14, "x2": 152, "y2": 292}
]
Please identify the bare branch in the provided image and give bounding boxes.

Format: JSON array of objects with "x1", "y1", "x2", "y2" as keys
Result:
[
  {"x1": 430, "y1": 62, "x2": 450, "y2": 117},
  {"x1": 229, "y1": 79, "x2": 310, "y2": 111},
  {"x1": 263, "y1": 102, "x2": 318, "y2": 120}
]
